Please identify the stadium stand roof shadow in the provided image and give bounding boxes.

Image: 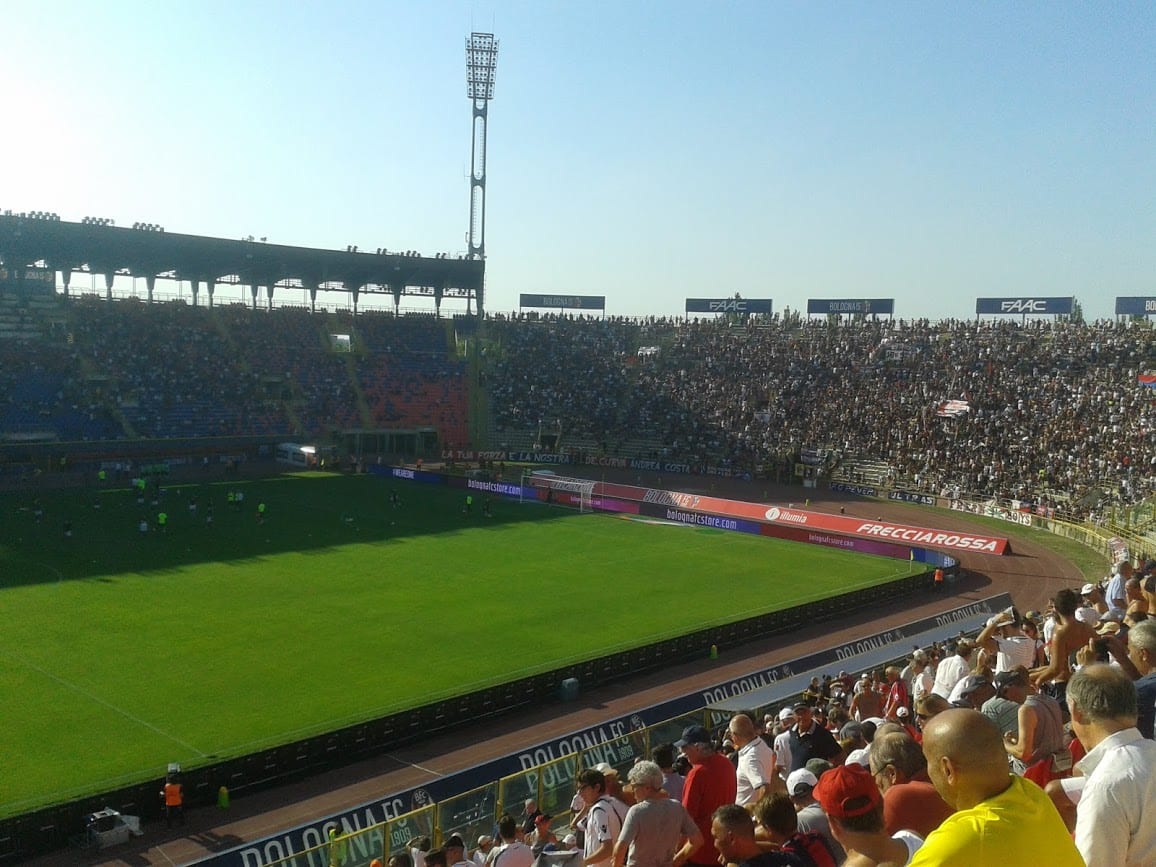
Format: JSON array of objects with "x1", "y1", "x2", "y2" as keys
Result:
[{"x1": 0, "y1": 473, "x2": 579, "y2": 587}]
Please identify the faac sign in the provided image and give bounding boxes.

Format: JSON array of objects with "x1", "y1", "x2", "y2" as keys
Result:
[
  {"x1": 1002, "y1": 299, "x2": 1048, "y2": 313},
  {"x1": 712, "y1": 300, "x2": 747, "y2": 312},
  {"x1": 685, "y1": 298, "x2": 773, "y2": 315},
  {"x1": 976, "y1": 297, "x2": 1074, "y2": 316}
]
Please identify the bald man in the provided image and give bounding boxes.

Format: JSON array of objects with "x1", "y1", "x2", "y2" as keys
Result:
[
  {"x1": 907, "y1": 708, "x2": 1083, "y2": 866},
  {"x1": 727, "y1": 713, "x2": 776, "y2": 806}
]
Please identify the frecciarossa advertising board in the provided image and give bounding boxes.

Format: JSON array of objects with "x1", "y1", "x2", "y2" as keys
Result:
[{"x1": 595, "y1": 482, "x2": 1011, "y2": 555}]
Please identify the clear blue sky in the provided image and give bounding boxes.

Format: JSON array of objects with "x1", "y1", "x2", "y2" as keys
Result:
[{"x1": 1, "y1": 1, "x2": 1152, "y2": 320}]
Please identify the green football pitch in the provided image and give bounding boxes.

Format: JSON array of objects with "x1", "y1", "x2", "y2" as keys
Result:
[{"x1": 0, "y1": 472, "x2": 920, "y2": 816}]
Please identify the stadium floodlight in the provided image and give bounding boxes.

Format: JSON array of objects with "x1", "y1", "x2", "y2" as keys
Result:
[
  {"x1": 466, "y1": 32, "x2": 498, "y2": 100},
  {"x1": 465, "y1": 31, "x2": 498, "y2": 318}
]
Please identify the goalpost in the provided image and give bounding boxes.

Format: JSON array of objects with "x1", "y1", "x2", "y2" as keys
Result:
[{"x1": 520, "y1": 470, "x2": 597, "y2": 513}]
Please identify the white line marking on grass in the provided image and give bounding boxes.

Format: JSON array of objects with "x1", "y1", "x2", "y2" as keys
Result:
[
  {"x1": 1, "y1": 650, "x2": 208, "y2": 757},
  {"x1": 400, "y1": 760, "x2": 442, "y2": 776}
]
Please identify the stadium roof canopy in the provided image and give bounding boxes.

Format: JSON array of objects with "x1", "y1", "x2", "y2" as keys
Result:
[{"x1": 0, "y1": 214, "x2": 486, "y2": 314}]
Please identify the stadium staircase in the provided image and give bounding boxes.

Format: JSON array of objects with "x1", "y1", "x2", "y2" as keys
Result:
[
  {"x1": 77, "y1": 354, "x2": 138, "y2": 439},
  {"x1": 341, "y1": 353, "x2": 374, "y2": 429},
  {"x1": 830, "y1": 454, "x2": 894, "y2": 487},
  {"x1": 452, "y1": 319, "x2": 490, "y2": 449},
  {"x1": 616, "y1": 436, "x2": 673, "y2": 460},
  {"x1": 327, "y1": 313, "x2": 373, "y2": 429},
  {"x1": 489, "y1": 429, "x2": 536, "y2": 452},
  {"x1": 210, "y1": 308, "x2": 306, "y2": 436},
  {"x1": 0, "y1": 294, "x2": 45, "y2": 341},
  {"x1": 467, "y1": 346, "x2": 490, "y2": 449}
]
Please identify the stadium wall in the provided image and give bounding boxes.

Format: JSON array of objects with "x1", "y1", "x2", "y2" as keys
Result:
[{"x1": 0, "y1": 466, "x2": 943, "y2": 862}]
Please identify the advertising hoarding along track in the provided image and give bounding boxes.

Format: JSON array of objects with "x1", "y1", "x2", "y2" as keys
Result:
[{"x1": 594, "y1": 482, "x2": 1010, "y2": 555}]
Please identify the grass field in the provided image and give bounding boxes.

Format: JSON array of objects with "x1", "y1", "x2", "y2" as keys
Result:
[{"x1": 0, "y1": 471, "x2": 920, "y2": 816}]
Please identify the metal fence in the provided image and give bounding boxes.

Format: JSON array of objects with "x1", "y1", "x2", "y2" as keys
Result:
[{"x1": 257, "y1": 707, "x2": 748, "y2": 867}]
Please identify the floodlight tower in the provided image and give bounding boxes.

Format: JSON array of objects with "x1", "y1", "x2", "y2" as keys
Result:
[{"x1": 466, "y1": 32, "x2": 498, "y2": 313}]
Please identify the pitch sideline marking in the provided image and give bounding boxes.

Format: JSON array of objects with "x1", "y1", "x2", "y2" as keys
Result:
[{"x1": 0, "y1": 649, "x2": 208, "y2": 758}]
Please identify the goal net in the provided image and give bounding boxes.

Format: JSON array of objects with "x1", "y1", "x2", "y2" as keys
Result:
[{"x1": 521, "y1": 471, "x2": 597, "y2": 513}]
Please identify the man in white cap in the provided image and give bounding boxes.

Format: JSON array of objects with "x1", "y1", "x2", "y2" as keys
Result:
[
  {"x1": 593, "y1": 763, "x2": 628, "y2": 806},
  {"x1": 471, "y1": 836, "x2": 493, "y2": 867},
  {"x1": 976, "y1": 607, "x2": 1038, "y2": 673},
  {"x1": 1082, "y1": 583, "x2": 1110, "y2": 619},
  {"x1": 786, "y1": 768, "x2": 846, "y2": 863},
  {"x1": 772, "y1": 709, "x2": 795, "y2": 787}
]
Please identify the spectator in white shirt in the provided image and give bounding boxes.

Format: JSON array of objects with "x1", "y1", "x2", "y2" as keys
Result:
[
  {"x1": 575, "y1": 769, "x2": 624, "y2": 867},
  {"x1": 771, "y1": 708, "x2": 795, "y2": 783},
  {"x1": 491, "y1": 816, "x2": 534, "y2": 867},
  {"x1": 931, "y1": 640, "x2": 974, "y2": 699},
  {"x1": 1069, "y1": 664, "x2": 1156, "y2": 867},
  {"x1": 1106, "y1": 561, "x2": 1131, "y2": 613},
  {"x1": 728, "y1": 713, "x2": 776, "y2": 806},
  {"x1": 976, "y1": 608, "x2": 1038, "y2": 673},
  {"x1": 471, "y1": 836, "x2": 493, "y2": 867}
]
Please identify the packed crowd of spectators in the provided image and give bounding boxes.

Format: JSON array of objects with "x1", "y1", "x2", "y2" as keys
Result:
[
  {"x1": 68, "y1": 298, "x2": 289, "y2": 438},
  {"x1": 0, "y1": 297, "x2": 469, "y2": 443},
  {"x1": 3, "y1": 297, "x2": 1153, "y2": 521},
  {"x1": 436, "y1": 569, "x2": 1154, "y2": 867},
  {"x1": 488, "y1": 313, "x2": 1156, "y2": 517},
  {"x1": 0, "y1": 340, "x2": 122, "y2": 441}
]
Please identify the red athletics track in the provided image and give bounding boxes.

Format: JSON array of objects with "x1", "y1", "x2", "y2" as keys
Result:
[{"x1": 25, "y1": 472, "x2": 1085, "y2": 867}]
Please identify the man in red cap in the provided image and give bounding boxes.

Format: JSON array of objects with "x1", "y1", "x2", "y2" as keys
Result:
[{"x1": 814, "y1": 763, "x2": 924, "y2": 866}]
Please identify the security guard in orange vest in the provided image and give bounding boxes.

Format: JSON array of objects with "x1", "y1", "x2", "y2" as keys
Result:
[{"x1": 161, "y1": 775, "x2": 184, "y2": 827}]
